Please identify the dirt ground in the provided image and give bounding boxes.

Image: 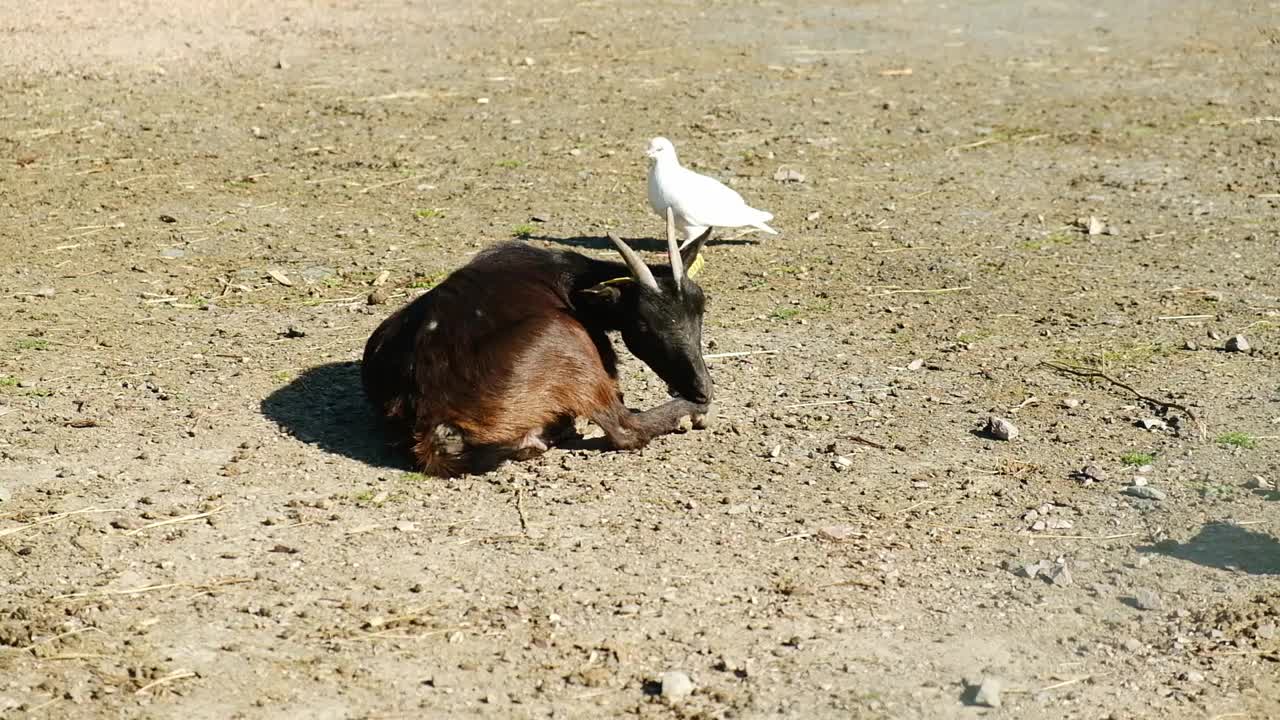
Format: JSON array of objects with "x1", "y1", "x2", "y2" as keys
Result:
[{"x1": 2, "y1": 0, "x2": 1278, "y2": 717}]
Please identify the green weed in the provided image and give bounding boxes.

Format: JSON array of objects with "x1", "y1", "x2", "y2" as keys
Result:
[
  {"x1": 1120, "y1": 452, "x2": 1155, "y2": 467},
  {"x1": 1215, "y1": 432, "x2": 1256, "y2": 449}
]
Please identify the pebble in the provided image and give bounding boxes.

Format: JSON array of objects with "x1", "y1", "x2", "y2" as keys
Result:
[
  {"x1": 1045, "y1": 562, "x2": 1073, "y2": 586},
  {"x1": 773, "y1": 168, "x2": 806, "y2": 183},
  {"x1": 832, "y1": 456, "x2": 852, "y2": 471},
  {"x1": 1137, "y1": 418, "x2": 1167, "y2": 431},
  {"x1": 1062, "y1": 398, "x2": 1082, "y2": 409},
  {"x1": 1182, "y1": 670, "x2": 1205, "y2": 684},
  {"x1": 817, "y1": 525, "x2": 859, "y2": 541},
  {"x1": 907, "y1": 358, "x2": 924, "y2": 371},
  {"x1": 160, "y1": 247, "x2": 186, "y2": 259},
  {"x1": 301, "y1": 266, "x2": 336, "y2": 284},
  {"x1": 367, "y1": 288, "x2": 390, "y2": 305},
  {"x1": 1079, "y1": 465, "x2": 1106, "y2": 483},
  {"x1": 1256, "y1": 622, "x2": 1276, "y2": 640},
  {"x1": 972, "y1": 677, "x2": 1003, "y2": 708},
  {"x1": 1224, "y1": 335, "x2": 1250, "y2": 352},
  {"x1": 1124, "y1": 485, "x2": 1166, "y2": 500},
  {"x1": 658, "y1": 670, "x2": 694, "y2": 702},
  {"x1": 1133, "y1": 588, "x2": 1163, "y2": 611},
  {"x1": 985, "y1": 416, "x2": 1019, "y2": 441},
  {"x1": 767, "y1": 445, "x2": 782, "y2": 459},
  {"x1": 1086, "y1": 216, "x2": 1105, "y2": 236},
  {"x1": 1122, "y1": 637, "x2": 1143, "y2": 652},
  {"x1": 1183, "y1": 339, "x2": 1199, "y2": 351},
  {"x1": 282, "y1": 326, "x2": 307, "y2": 339}
]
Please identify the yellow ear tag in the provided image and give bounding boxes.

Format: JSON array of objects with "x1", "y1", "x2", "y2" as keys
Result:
[
  {"x1": 686, "y1": 253, "x2": 705, "y2": 278},
  {"x1": 599, "y1": 276, "x2": 634, "y2": 287}
]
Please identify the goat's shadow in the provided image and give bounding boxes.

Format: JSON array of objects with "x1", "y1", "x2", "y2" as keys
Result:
[
  {"x1": 1139, "y1": 522, "x2": 1280, "y2": 576},
  {"x1": 260, "y1": 361, "x2": 410, "y2": 470},
  {"x1": 528, "y1": 233, "x2": 759, "y2": 253}
]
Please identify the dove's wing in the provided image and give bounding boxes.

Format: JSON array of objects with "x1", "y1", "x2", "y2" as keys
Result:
[{"x1": 667, "y1": 168, "x2": 772, "y2": 228}]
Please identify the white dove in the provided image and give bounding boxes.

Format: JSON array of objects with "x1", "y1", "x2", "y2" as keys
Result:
[{"x1": 646, "y1": 136, "x2": 778, "y2": 247}]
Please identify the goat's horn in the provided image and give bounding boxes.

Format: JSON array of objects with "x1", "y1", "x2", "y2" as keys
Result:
[
  {"x1": 666, "y1": 208, "x2": 684, "y2": 294},
  {"x1": 607, "y1": 233, "x2": 659, "y2": 292}
]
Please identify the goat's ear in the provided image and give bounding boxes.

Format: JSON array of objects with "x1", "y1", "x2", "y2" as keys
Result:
[
  {"x1": 680, "y1": 228, "x2": 712, "y2": 278},
  {"x1": 577, "y1": 277, "x2": 631, "y2": 305}
]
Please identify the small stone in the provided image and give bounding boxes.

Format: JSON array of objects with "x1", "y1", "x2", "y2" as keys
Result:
[
  {"x1": 1045, "y1": 562, "x2": 1073, "y2": 586},
  {"x1": 1255, "y1": 622, "x2": 1276, "y2": 640},
  {"x1": 1085, "y1": 216, "x2": 1105, "y2": 235},
  {"x1": 1080, "y1": 465, "x2": 1106, "y2": 483},
  {"x1": 806, "y1": 211, "x2": 821, "y2": 221},
  {"x1": 568, "y1": 148, "x2": 582, "y2": 156},
  {"x1": 1245, "y1": 476, "x2": 1273, "y2": 490},
  {"x1": 1132, "y1": 476, "x2": 1148, "y2": 487},
  {"x1": 281, "y1": 326, "x2": 307, "y2": 339},
  {"x1": 658, "y1": 670, "x2": 694, "y2": 702},
  {"x1": 1031, "y1": 520, "x2": 1046, "y2": 532},
  {"x1": 251, "y1": 126, "x2": 266, "y2": 139},
  {"x1": 1137, "y1": 464, "x2": 1154, "y2": 473},
  {"x1": 972, "y1": 677, "x2": 1003, "y2": 708},
  {"x1": 907, "y1": 358, "x2": 924, "y2": 371},
  {"x1": 1062, "y1": 398, "x2": 1082, "y2": 409},
  {"x1": 768, "y1": 444, "x2": 782, "y2": 459},
  {"x1": 831, "y1": 456, "x2": 852, "y2": 471},
  {"x1": 1183, "y1": 340, "x2": 1200, "y2": 351},
  {"x1": 985, "y1": 416, "x2": 1019, "y2": 441},
  {"x1": 1045, "y1": 517, "x2": 1074, "y2": 530},
  {"x1": 817, "y1": 525, "x2": 859, "y2": 541},
  {"x1": 1224, "y1": 335, "x2": 1250, "y2": 352},
  {"x1": 160, "y1": 247, "x2": 185, "y2": 259},
  {"x1": 1133, "y1": 588, "x2": 1163, "y2": 611},
  {"x1": 409, "y1": 582, "x2": 424, "y2": 593},
  {"x1": 301, "y1": 266, "x2": 336, "y2": 284},
  {"x1": 476, "y1": 97, "x2": 490, "y2": 104},
  {"x1": 1137, "y1": 417, "x2": 1167, "y2": 431},
  {"x1": 773, "y1": 168, "x2": 806, "y2": 183},
  {"x1": 1018, "y1": 560, "x2": 1048, "y2": 579},
  {"x1": 394, "y1": 521, "x2": 417, "y2": 532},
  {"x1": 1182, "y1": 670, "x2": 1205, "y2": 684},
  {"x1": 1207, "y1": 330, "x2": 1221, "y2": 341},
  {"x1": 367, "y1": 288, "x2": 390, "y2": 305},
  {"x1": 275, "y1": 56, "x2": 290, "y2": 70},
  {"x1": 1124, "y1": 485, "x2": 1166, "y2": 501},
  {"x1": 530, "y1": 214, "x2": 549, "y2": 223},
  {"x1": 159, "y1": 214, "x2": 178, "y2": 224},
  {"x1": 1122, "y1": 637, "x2": 1142, "y2": 652}
]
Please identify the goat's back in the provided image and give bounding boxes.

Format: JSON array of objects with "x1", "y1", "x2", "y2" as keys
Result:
[{"x1": 362, "y1": 243, "x2": 612, "y2": 442}]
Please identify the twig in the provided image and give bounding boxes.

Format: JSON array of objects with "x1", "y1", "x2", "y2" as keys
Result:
[
  {"x1": 849, "y1": 435, "x2": 887, "y2": 450},
  {"x1": 0, "y1": 506, "x2": 119, "y2": 539},
  {"x1": 53, "y1": 577, "x2": 251, "y2": 601},
  {"x1": 784, "y1": 387, "x2": 892, "y2": 409},
  {"x1": 1039, "y1": 361, "x2": 1206, "y2": 438},
  {"x1": 123, "y1": 506, "x2": 224, "y2": 536},
  {"x1": 1157, "y1": 314, "x2": 1215, "y2": 321},
  {"x1": 947, "y1": 526, "x2": 1140, "y2": 541},
  {"x1": 514, "y1": 486, "x2": 529, "y2": 533},
  {"x1": 869, "y1": 285, "x2": 971, "y2": 297},
  {"x1": 359, "y1": 173, "x2": 431, "y2": 194},
  {"x1": 703, "y1": 350, "x2": 778, "y2": 359},
  {"x1": 774, "y1": 532, "x2": 814, "y2": 543},
  {"x1": 1038, "y1": 674, "x2": 1100, "y2": 692},
  {"x1": 135, "y1": 670, "x2": 197, "y2": 695},
  {"x1": 13, "y1": 627, "x2": 101, "y2": 652}
]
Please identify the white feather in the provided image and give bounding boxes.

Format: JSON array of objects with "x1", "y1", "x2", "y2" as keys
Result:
[{"x1": 646, "y1": 137, "x2": 778, "y2": 245}]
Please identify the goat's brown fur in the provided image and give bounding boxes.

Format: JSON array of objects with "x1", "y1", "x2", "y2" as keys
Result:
[{"x1": 362, "y1": 236, "x2": 712, "y2": 477}]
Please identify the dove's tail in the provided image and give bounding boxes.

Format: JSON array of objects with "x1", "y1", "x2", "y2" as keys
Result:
[
  {"x1": 750, "y1": 220, "x2": 779, "y2": 235},
  {"x1": 747, "y1": 208, "x2": 777, "y2": 235}
]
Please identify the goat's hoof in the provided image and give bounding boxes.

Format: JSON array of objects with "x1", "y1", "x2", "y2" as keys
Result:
[{"x1": 431, "y1": 424, "x2": 466, "y2": 455}]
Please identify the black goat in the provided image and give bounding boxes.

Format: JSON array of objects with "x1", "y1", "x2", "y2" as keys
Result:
[{"x1": 362, "y1": 214, "x2": 713, "y2": 477}]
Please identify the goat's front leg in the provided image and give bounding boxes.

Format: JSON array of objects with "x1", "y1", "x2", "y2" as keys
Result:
[{"x1": 591, "y1": 397, "x2": 709, "y2": 451}]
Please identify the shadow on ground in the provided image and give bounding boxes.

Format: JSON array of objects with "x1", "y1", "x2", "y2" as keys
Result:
[
  {"x1": 529, "y1": 233, "x2": 758, "y2": 253},
  {"x1": 1140, "y1": 522, "x2": 1280, "y2": 575},
  {"x1": 260, "y1": 361, "x2": 408, "y2": 470}
]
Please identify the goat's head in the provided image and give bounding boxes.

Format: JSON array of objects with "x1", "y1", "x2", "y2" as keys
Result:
[{"x1": 581, "y1": 209, "x2": 714, "y2": 405}]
